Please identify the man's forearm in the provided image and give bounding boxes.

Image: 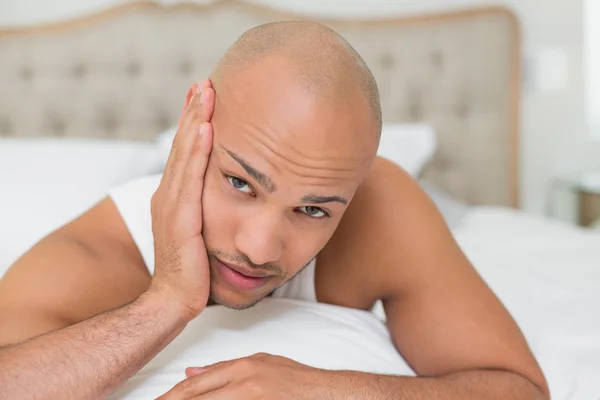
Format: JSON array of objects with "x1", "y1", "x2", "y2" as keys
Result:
[
  {"x1": 0, "y1": 290, "x2": 187, "y2": 400},
  {"x1": 330, "y1": 369, "x2": 548, "y2": 400}
]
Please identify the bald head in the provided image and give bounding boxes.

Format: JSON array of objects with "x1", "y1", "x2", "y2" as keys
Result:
[
  {"x1": 201, "y1": 23, "x2": 383, "y2": 309},
  {"x1": 210, "y1": 21, "x2": 381, "y2": 139}
]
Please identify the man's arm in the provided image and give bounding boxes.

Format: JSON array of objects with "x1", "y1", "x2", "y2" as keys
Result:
[
  {"x1": 0, "y1": 287, "x2": 187, "y2": 399},
  {"x1": 328, "y1": 369, "x2": 547, "y2": 399},
  {"x1": 320, "y1": 157, "x2": 550, "y2": 399},
  {"x1": 0, "y1": 80, "x2": 216, "y2": 399},
  {"x1": 0, "y1": 197, "x2": 150, "y2": 345},
  {"x1": 0, "y1": 196, "x2": 184, "y2": 399},
  {"x1": 155, "y1": 353, "x2": 545, "y2": 400}
]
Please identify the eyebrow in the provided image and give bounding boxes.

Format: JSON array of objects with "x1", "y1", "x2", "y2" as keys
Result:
[
  {"x1": 221, "y1": 146, "x2": 277, "y2": 193},
  {"x1": 220, "y1": 145, "x2": 348, "y2": 205},
  {"x1": 301, "y1": 194, "x2": 348, "y2": 205}
]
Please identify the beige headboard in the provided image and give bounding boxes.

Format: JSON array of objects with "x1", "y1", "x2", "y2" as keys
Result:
[{"x1": 0, "y1": 1, "x2": 520, "y2": 207}]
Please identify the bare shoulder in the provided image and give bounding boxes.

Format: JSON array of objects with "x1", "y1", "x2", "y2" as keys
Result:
[
  {"x1": 316, "y1": 156, "x2": 445, "y2": 307},
  {"x1": 0, "y1": 197, "x2": 149, "y2": 344},
  {"x1": 319, "y1": 158, "x2": 548, "y2": 394}
]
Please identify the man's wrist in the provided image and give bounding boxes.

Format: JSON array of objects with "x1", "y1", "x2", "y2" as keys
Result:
[
  {"x1": 138, "y1": 286, "x2": 197, "y2": 328},
  {"x1": 310, "y1": 369, "x2": 391, "y2": 400}
]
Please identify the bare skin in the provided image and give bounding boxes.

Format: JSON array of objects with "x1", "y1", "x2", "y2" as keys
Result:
[{"x1": 0, "y1": 22, "x2": 549, "y2": 400}]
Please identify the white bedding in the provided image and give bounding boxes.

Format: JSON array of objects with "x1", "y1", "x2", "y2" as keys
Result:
[
  {"x1": 108, "y1": 298, "x2": 415, "y2": 399},
  {"x1": 1, "y1": 137, "x2": 598, "y2": 398},
  {"x1": 454, "y1": 207, "x2": 600, "y2": 399},
  {"x1": 107, "y1": 207, "x2": 600, "y2": 399}
]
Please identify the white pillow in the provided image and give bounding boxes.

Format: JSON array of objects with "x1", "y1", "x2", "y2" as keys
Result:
[
  {"x1": 0, "y1": 138, "x2": 161, "y2": 273},
  {"x1": 108, "y1": 298, "x2": 414, "y2": 399},
  {"x1": 157, "y1": 124, "x2": 437, "y2": 178},
  {"x1": 376, "y1": 123, "x2": 437, "y2": 177}
]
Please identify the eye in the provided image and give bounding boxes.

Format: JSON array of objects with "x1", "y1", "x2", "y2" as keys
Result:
[
  {"x1": 299, "y1": 206, "x2": 329, "y2": 218},
  {"x1": 227, "y1": 175, "x2": 253, "y2": 194}
]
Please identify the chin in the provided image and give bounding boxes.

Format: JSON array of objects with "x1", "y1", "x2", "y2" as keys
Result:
[{"x1": 209, "y1": 281, "x2": 272, "y2": 310}]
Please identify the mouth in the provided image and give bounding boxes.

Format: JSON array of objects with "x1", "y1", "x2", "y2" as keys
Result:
[{"x1": 213, "y1": 256, "x2": 273, "y2": 291}]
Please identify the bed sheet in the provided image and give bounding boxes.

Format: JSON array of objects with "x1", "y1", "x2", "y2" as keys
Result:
[{"x1": 454, "y1": 207, "x2": 600, "y2": 399}]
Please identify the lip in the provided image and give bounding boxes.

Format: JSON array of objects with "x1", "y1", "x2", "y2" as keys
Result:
[
  {"x1": 213, "y1": 257, "x2": 273, "y2": 291},
  {"x1": 219, "y1": 259, "x2": 272, "y2": 278}
]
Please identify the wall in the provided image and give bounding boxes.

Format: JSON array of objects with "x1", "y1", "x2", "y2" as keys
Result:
[{"x1": 1, "y1": 0, "x2": 597, "y2": 214}]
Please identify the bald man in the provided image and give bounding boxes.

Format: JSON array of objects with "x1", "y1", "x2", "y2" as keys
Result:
[{"x1": 0, "y1": 22, "x2": 548, "y2": 399}]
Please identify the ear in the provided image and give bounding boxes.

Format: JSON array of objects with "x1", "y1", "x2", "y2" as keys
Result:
[{"x1": 178, "y1": 83, "x2": 199, "y2": 125}]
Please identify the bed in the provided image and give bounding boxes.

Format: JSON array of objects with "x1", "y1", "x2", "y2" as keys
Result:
[{"x1": 0, "y1": 1, "x2": 599, "y2": 399}]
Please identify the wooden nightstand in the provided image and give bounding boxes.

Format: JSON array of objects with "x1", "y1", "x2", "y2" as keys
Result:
[{"x1": 548, "y1": 173, "x2": 600, "y2": 228}]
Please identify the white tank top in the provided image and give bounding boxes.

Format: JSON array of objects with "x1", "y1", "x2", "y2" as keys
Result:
[{"x1": 109, "y1": 174, "x2": 317, "y2": 303}]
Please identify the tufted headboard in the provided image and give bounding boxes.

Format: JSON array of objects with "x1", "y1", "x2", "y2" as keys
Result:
[{"x1": 0, "y1": 1, "x2": 520, "y2": 207}]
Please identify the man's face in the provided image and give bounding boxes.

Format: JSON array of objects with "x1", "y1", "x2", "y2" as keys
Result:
[{"x1": 200, "y1": 56, "x2": 376, "y2": 309}]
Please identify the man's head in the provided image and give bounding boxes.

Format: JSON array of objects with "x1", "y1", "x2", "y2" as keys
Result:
[{"x1": 185, "y1": 21, "x2": 381, "y2": 309}]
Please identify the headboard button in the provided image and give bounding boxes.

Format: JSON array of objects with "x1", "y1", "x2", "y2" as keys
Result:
[
  {"x1": 49, "y1": 116, "x2": 67, "y2": 136},
  {"x1": 434, "y1": 156, "x2": 447, "y2": 169},
  {"x1": 380, "y1": 54, "x2": 394, "y2": 69},
  {"x1": 72, "y1": 64, "x2": 87, "y2": 79},
  {"x1": 179, "y1": 60, "x2": 193, "y2": 76},
  {"x1": 431, "y1": 51, "x2": 444, "y2": 69},
  {"x1": 156, "y1": 114, "x2": 172, "y2": 131},
  {"x1": 0, "y1": 116, "x2": 13, "y2": 136},
  {"x1": 19, "y1": 66, "x2": 34, "y2": 81},
  {"x1": 126, "y1": 62, "x2": 141, "y2": 77},
  {"x1": 456, "y1": 102, "x2": 469, "y2": 119},
  {"x1": 408, "y1": 101, "x2": 422, "y2": 121},
  {"x1": 101, "y1": 114, "x2": 119, "y2": 136}
]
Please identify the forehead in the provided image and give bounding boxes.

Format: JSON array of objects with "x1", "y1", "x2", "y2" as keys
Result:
[{"x1": 211, "y1": 56, "x2": 377, "y2": 187}]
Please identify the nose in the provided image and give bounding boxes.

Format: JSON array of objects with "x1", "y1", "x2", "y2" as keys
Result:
[{"x1": 234, "y1": 211, "x2": 283, "y2": 267}]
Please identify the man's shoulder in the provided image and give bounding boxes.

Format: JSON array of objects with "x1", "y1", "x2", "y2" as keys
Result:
[
  {"x1": 343, "y1": 156, "x2": 433, "y2": 236},
  {"x1": 360, "y1": 156, "x2": 421, "y2": 200},
  {"x1": 316, "y1": 157, "x2": 438, "y2": 307}
]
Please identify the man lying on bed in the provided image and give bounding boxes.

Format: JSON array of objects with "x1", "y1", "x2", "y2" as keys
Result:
[{"x1": 0, "y1": 21, "x2": 548, "y2": 400}]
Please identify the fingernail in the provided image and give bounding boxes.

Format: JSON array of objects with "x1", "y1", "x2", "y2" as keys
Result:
[
  {"x1": 199, "y1": 123, "x2": 206, "y2": 137},
  {"x1": 198, "y1": 91, "x2": 204, "y2": 105},
  {"x1": 186, "y1": 367, "x2": 206, "y2": 377}
]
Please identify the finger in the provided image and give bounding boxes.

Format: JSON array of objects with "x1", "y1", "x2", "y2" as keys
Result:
[
  {"x1": 177, "y1": 79, "x2": 213, "y2": 127},
  {"x1": 163, "y1": 83, "x2": 204, "y2": 189},
  {"x1": 177, "y1": 122, "x2": 213, "y2": 209},
  {"x1": 159, "y1": 363, "x2": 234, "y2": 399},
  {"x1": 182, "y1": 80, "x2": 214, "y2": 129},
  {"x1": 169, "y1": 86, "x2": 211, "y2": 170},
  {"x1": 178, "y1": 83, "x2": 198, "y2": 125},
  {"x1": 185, "y1": 356, "x2": 240, "y2": 375},
  {"x1": 189, "y1": 384, "x2": 241, "y2": 400},
  {"x1": 166, "y1": 80, "x2": 213, "y2": 178},
  {"x1": 185, "y1": 367, "x2": 206, "y2": 378},
  {"x1": 198, "y1": 78, "x2": 212, "y2": 92},
  {"x1": 166, "y1": 87, "x2": 214, "y2": 190}
]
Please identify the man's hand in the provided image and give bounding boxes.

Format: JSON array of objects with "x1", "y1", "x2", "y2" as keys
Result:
[
  {"x1": 157, "y1": 353, "x2": 332, "y2": 400},
  {"x1": 148, "y1": 79, "x2": 215, "y2": 322},
  {"x1": 159, "y1": 353, "x2": 548, "y2": 400}
]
